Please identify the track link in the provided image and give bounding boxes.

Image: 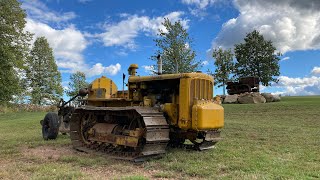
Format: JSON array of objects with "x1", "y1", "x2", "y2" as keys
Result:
[{"x1": 70, "y1": 106, "x2": 169, "y2": 162}]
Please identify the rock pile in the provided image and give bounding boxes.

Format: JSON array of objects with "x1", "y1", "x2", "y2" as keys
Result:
[
  {"x1": 223, "y1": 94, "x2": 238, "y2": 104},
  {"x1": 238, "y1": 92, "x2": 266, "y2": 104},
  {"x1": 220, "y1": 93, "x2": 281, "y2": 104},
  {"x1": 261, "y1": 93, "x2": 274, "y2": 102}
]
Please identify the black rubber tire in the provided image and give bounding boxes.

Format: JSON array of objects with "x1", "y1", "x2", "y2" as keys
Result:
[{"x1": 42, "y1": 112, "x2": 59, "y2": 140}]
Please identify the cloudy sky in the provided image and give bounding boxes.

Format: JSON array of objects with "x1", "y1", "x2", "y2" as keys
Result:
[{"x1": 21, "y1": 0, "x2": 320, "y2": 96}]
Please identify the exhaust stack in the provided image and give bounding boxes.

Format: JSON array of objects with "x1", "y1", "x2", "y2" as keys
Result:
[{"x1": 157, "y1": 54, "x2": 162, "y2": 75}]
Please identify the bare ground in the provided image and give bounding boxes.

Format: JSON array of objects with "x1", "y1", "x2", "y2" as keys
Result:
[
  {"x1": 22, "y1": 145, "x2": 75, "y2": 160},
  {"x1": 16, "y1": 145, "x2": 181, "y2": 179}
]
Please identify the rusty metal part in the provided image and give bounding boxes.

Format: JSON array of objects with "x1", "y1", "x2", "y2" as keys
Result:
[
  {"x1": 87, "y1": 123, "x2": 141, "y2": 147},
  {"x1": 70, "y1": 106, "x2": 170, "y2": 162},
  {"x1": 205, "y1": 130, "x2": 222, "y2": 142},
  {"x1": 91, "y1": 123, "x2": 117, "y2": 134},
  {"x1": 226, "y1": 76, "x2": 260, "y2": 95},
  {"x1": 169, "y1": 130, "x2": 221, "y2": 151},
  {"x1": 79, "y1": 88, "x2": 89, "y2": 97}
]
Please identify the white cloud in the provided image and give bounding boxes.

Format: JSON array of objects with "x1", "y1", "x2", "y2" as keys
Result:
[
  {"x1": 259, "y1": 85, "x2": 266, "y2": 91},
  {"x1": 142, "y1": 65, "x2": 155, "y2": 74},
  {"x1": 62, "y1": 81, "x2": 70, "y2": 92},
  {"x1": 25, "y1": 19, "x2": 86, "y2": 65},
  {"x1": 86, "y1": 63, "x2": 121, "y2": 77},
  {"x1": 21, "y1": 0, "x2": 76, "y2": 23},
  {"x1": 276, "y1": 76, "x2": 320, "y2": 87},
  {"x1": 105, "y1": 63, "x2": 121, "y2": 76},
  {"x1": 271, "y1": 91, "x2": 286, "y2": 96},
  {"x1": 181, "y1": 0, "x2": 224, "y2": 18},
  {"x1": 25, "y1": 19, "x2": 120, "y2": 77},
  {"x1": 273, "y1": 76, "x2": 320, "y2": 95},
  {"x1": 22, "y1": 1, "x2": 121, "y2": 78},
  {"x1": 281, "y1": 57, "x2": 290, "y2": 61},
  {"x1": 263, "y1": 67, "x2": 320, "y2": 95},
  {"x1": 185, "y1": 43, "x2": 190, "y2": 49},
  {"x1": 99, "y1": 12, "x2": 189, "y2": 49},
  {"x1": 181, "y1": 0, "x2": 218, "y2": 9},
  {"x1": 311, "y1": 67, "x2": 320, "y2": 76},
  {"x1": 212, "y1": 0, "x2": 320, "y2": 54},
  {"x1": 202, "y1": 60, "x2": 209, "y2": 66}
]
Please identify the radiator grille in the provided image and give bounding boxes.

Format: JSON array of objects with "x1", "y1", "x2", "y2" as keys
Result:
[{"x1": 190, "y1": 79, "x2": 213, "y2": 102}]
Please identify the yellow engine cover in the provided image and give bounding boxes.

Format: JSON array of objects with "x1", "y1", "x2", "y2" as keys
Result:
[
  {"x1": 89, "y1": 76, "x2": 118, "y2": 99},
  {"x1": 192, "y1": 102, "x2": 224, "y2": 130}
]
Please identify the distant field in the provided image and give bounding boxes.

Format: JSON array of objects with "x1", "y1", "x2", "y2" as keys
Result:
[{"x1": 0, "y1": 96, "x2": 319, "y2": 179}]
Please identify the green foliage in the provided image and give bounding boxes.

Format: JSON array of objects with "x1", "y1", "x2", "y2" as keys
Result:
[
  {"x1": 234, "y1": 30, "x2": 281, "y2": 86},
  {"x1": 212, "y1": 48, "x2": 234, "y2": 95},
  {"x1": 151, "y1": 18, "x2": 201, "y2": 74},
  {"x1": 66, "y1": 71, "x2": 88, "y2": 97},
  {"x1": 0, "y1": 104, "x2": 56, "y2": 113},
  {"x1": 0, "y1": 0, "x2": 32, "y2": 104},
  {"x1": 27, "y1": 37, "x2": 63, "y2": 105}
]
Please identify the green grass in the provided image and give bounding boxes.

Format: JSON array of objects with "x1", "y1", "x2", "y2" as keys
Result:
[
  {"x1": 0, "y1": 112, "x2": 70, "y2": 157},
  {"x1": 0, "y1": 96, "x2": 320, "y2": 179}
]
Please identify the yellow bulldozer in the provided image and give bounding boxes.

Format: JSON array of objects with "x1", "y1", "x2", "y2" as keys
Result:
[{"x1": 41, "y1": 57, "x2": 224, "y2": 161}]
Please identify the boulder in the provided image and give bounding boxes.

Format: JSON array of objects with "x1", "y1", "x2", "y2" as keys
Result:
[
  {"x1": 224, "y1": 94, "x2": 239, "y2": 104},
  {"x1": 238, "y1": 92, "x2": 266, "y2": 104},
  {"x1": 213, "y1": 95, "x2": 222, "y2": 104},
  {"x1": 273, "y1": 94, "x2": 281, "y2": 102},
  {"x1": 261, "y1": 93, "x2": 274, "y2": 102}
]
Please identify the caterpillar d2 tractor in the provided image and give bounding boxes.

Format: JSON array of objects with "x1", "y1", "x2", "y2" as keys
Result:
[{"x1": 41, "y1": 58, "x2": 224, "y2": 161}]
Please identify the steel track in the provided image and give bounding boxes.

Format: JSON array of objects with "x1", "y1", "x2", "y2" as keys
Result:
[{"x1": 69, "y1": 106, "x2": 170, "y2": 162}]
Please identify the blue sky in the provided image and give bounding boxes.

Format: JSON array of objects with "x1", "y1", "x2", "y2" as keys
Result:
[{"x1": 21, "y1": 0, "x2": 320, "y2": 96}]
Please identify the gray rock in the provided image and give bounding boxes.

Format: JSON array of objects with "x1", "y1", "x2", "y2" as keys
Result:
[
  {"x1": 224, "y1": 94, "x2": 239, "y2": 104},
  {"x1": 261, "y1": 93, "x2": 274, "y2": 102},
  {"x1": 238, "y1": 92, "x2": 266, "y2": 104},
  {"x1": 273, "y1": 94, "x2": 281, "y2": 102}
]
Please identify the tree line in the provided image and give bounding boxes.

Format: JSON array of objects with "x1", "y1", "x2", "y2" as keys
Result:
[
  {"x1": 152, "y1": 21, "x2": 281, "y2": 95},
  {"x1": 1, "y1": 0, "x2": 62, "y2": 105}
]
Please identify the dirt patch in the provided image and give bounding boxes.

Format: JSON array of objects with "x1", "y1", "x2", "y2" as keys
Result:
[
  {"x1": 19, "y1": 146, "x2": 181, "y2": 179},
  {"x1": 80, "y1": 166, "x2": 161, "y2": 179},
  {"x1": 21, "y1": 145, "x2": 77, "y2": 160},
  {"x1": 0, "y1": 159, "x2": 32, "y2": 179}
]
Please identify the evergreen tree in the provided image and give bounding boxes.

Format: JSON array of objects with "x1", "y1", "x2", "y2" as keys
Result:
[
  {"x1": 0, "y1": 0, "x2": 32, "y2": 104},
  {"x1": 151, "y1": 18, "x2": 201, "y2": 74},
  {"x1": 212, "y1": 48, "x2": 234, "y2": 95},
  {"x1": 27, "y1": 37, "x2": 63, "y2": 105},
  {"x1": 66, "y1": 71, "x2": 88, "y2": 97},
  {"x1": 234, "y1": 30, "x2": 281, "y2": 86}
]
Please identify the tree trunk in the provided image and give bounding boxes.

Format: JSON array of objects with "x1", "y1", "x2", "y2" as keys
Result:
[{"x1": 223, "y1": 81, "x2": 226, "y2": 95}]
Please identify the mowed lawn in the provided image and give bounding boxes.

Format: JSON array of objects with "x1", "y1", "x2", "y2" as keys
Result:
[{"x1": 0, "y1": 96, "x2": 319, "y2": 179}]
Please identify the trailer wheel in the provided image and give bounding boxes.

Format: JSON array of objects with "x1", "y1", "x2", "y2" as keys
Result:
[{"x1": 42, "y1": 112, "x2": 59, "y2": 140}]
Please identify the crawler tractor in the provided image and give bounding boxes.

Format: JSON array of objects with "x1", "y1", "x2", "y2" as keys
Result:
[{"x1": 41, "y1": 58, "x2": 224, "y2": 161}]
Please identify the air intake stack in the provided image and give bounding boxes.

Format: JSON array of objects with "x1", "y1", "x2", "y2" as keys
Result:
[
  {"x1": 157, "y1": 54, "x2": 162, "y2": 75},
  {"x1": 128, "y1": 64, "x2": 138, "y2": 76}
]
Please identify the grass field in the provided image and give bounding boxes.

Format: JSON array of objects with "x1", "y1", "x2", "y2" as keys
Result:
[{"x1": 0, "y1": 96, "x2": 319, "y2": 179}]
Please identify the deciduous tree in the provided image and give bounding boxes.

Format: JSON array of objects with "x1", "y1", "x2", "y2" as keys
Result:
[
  {"x1": 151, "y1": 18, "x2": 201, "y2": 74},
  {"x1": 0, "y1": 0, "x2": 32, "y2": 104},
  {"x1": 27, "y1": 37, "x2": 63, "y2": 105},
  {"x1": 212, "y1": 48, "x2": 234, "y2": 95},
  {"x1": 234, "y1": 30, "x2": 280, "y2": 86},
  {"x1": 66, "y1": 71, "x2": 88, "y2": 97}
]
